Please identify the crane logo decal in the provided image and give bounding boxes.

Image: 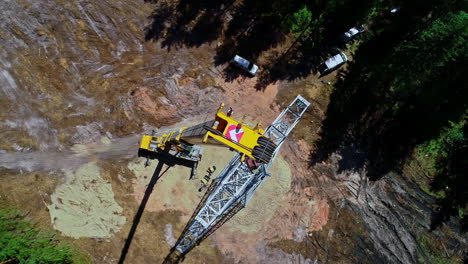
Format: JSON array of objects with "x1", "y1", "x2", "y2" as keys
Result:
[{"x1": 225, "y1": 124, "x2": 245, "y2": 143}]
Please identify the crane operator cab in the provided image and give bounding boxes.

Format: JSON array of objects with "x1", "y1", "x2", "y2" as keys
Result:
[{"x1": 138, "y1": 103, "x2": 277, "y2": 169}]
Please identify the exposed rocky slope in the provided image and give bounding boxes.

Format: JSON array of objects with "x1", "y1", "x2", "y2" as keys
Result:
[
  {"x1": 0, "y1": 0, "x2": 226, "y2": 152},
  {"x1": 289, "y1": 147, "x2": 467, "y2": 264}
]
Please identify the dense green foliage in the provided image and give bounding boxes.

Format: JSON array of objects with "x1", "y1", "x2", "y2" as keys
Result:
[
  {"x1": 428, "y1": 120, "x2": 467, "y2": 228},
  {"x1": 417, "y1": 234, "x2": 458, "y2": 264},
  {"x1": 285, "y1": 7, "x2": 313, "y2": 37},
  {"x1": 417, "y1": 117, "x2": 467, "y2": 227},
  {"x1": 392, "y1": 11, "x2": 468, "y2": 94},
  {"x1": 310, "y1": 0, "x2": 467, "y2": 229},
  {"x1": 420, "y1": 120, "x2": 465, "y2": 161},
  {"x1": 0, "y1": 209, "x2": 73, "y2": 264}
]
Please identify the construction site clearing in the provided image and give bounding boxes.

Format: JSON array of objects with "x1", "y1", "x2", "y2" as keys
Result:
[
  {"x1": 0, "y1": 89, "x2": 332, "y2": 264},
  {"x1": 0, "y1": 59, "x2": 334, "y2": 263},
  {"x1": 121, "y1": 95, "x2": 309, "y2": 262},
  {"x1": 0, "y1": 6, "x2": 335, "y2": 259},
  {"x1": 29, "y1": 96, "x2": 314, "y2": 263}
]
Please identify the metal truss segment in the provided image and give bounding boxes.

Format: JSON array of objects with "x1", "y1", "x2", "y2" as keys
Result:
[{"x1": 174, "y1": 95, "x2": 310, "y2": 254}]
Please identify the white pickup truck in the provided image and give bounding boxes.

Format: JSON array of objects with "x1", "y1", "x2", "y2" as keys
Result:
[{"x1": 318, "y1": 52, "x2": 348, "y2": 74}]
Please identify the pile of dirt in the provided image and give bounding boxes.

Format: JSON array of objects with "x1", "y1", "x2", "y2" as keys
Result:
[
  {"x1": 214, "y1": 75, "x2": 280, "y2": 126},
  {"x1": 48, "y1": 162, "x2": 126, "y2": 239}
]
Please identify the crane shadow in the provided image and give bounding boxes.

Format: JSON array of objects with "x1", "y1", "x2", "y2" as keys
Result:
[{"x1": 118, "y1": 152, "x2": 197, "y2": 264}]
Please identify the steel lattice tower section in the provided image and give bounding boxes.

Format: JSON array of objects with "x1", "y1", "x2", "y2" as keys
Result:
[{"x1": 168, "y1": 95, "x2": 310, "y2": 260}]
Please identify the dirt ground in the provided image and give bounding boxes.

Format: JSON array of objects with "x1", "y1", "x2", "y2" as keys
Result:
[
  {"x1": 0, "y1": 69, "x2": 333, "y2": 263},
  {"x1": 2, "y1": 1, "x2": 463, "y2": 263},
  {"x1": 128, "y1": 145, "x2": 236, "y2": 221}
]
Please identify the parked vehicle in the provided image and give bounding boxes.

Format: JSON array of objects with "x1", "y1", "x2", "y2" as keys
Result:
[
  {"x1": 390, "y1": 7, "x2": 400, "y2": 14},
  {"x1": 230, "y1": 55, "x2": 259, "y2": 76},
  {"x1": 318, "y1": 52, "x2": 348, "y2": 74},
  {"x1": 340, "y1": 25, "x2": 365, "y2": 42}
]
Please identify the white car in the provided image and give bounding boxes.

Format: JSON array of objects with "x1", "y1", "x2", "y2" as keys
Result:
[
  {"x1": 340, "y1": 25, "x2": 365, "y2": 42},
  {"x1": 230, "y1": 55, "x2": 258, "y2": 76},
  {"x1": 318, "y1": 52, "x2": 348, "y2": 74}
]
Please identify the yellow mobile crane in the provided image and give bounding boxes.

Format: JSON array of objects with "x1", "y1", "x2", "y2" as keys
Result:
[{"x1": 138, "y1": 103, "x2": 276, "y2": 170}]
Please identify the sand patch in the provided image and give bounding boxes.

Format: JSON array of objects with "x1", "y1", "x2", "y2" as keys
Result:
[
  {"x1": 227, "y1": 156, "x2": 292, "y2": 233},
  {"x1": 129, "y1": 145, "x2": 236, "y2": 219},
  {"x1": 211, "y1": 141, "x2": 332, "y2": 263},
  {"x1": 129, "y1": 144, "x2": 291, "y2": 228},
  {"x1": 48, "y1": 162, "x2": 126, "y2": 239},
  {"x1": 209, "y1": 156, "x2": 292, "y2": 263}
]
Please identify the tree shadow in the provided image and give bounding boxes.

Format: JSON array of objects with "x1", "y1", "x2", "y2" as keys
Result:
[
  {"x1": 213, "y1": 1, "x2": 286, "y2": 82},
  {"x1": 142, "y1": 0, "x2": 461, "y2": 95},
  {"x1": 144, "y1": 0, "x2": 289, "y2": 82},
  {"x1": 221, "y1": 65, "x2": 244, "y2": 82},
  {"x1": 308, "y1": 4, "x2": 467, "y2": 181},
  {"x1": 144, "y1": 3, "x2": 174, "y2": 42},
  {"x1": 251, "y1": 0, "x2": 460, "y2": 91},
  {"x1": 216, "y1": 8, "x2": 285, "y2": 62},
  {"x1": 145, "y1": 0, "x2": 234, "y2": 50},
  {"x1": 308, "y1": 4, "x2": 412, "y2": 174},
  {"x1": 250, "y1": 0, "x2": 379, "y2": 90},
  {"x1": 143, "y1": 0, "x2": 355, "y2": 88},
  {"x1": 254, "y1": 43, "x2": 324, "y2": 90}
]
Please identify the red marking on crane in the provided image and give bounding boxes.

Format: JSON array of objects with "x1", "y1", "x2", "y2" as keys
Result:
[{"x1": 225, "y1": 124, "x2": 245, "y2": 143}]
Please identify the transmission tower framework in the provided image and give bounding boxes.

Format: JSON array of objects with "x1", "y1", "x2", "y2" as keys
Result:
[{"x1": 170, "y1": 95, "x2": 310, "y2": 258}]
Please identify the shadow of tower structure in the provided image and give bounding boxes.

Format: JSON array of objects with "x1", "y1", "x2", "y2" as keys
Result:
[{"x1": 118, "y1": 150, "x2": 197, "y2": 264}]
